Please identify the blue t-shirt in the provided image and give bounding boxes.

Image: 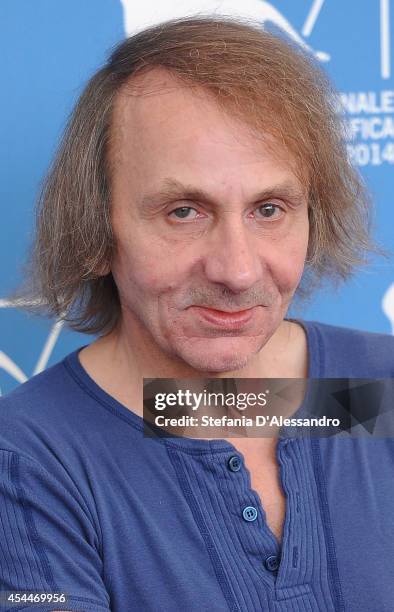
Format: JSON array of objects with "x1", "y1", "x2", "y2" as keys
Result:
[{"x1": 0, "y1": 319, "x2": 393, "y2": 612}]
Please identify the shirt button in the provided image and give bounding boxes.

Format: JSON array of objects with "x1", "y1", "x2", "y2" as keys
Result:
[
  {"x1": 228, "y1": 455, "x2": 242, "y2": 472},
  {"x1": 242, "y1": 506, "x2": 258, "y2": 522},
  {"x1": 264, "y1": 554, "x2": 280, "y2": 572}
]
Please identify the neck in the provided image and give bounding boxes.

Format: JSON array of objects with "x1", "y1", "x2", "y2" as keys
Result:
[{"x1": 78, "y1": 318, "x2": 308, "y2": 420}]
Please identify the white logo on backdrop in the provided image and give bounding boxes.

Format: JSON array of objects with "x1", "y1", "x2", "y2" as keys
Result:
[
  {"x1": 381, "y1": 0, "x2": 391, "y2": 80},
  {"x1": 382, "y1": 283, "x2": 394, "y2": 335},
  {"x1": 120, "y1": 0, "x2": 330, "y2": 61},
  {"x1": 0, "y1": 298, "x2": 64, "y2": 393},
  {"x1": 123, "y1": 0, "x2": 391, "y2": 79},
  {"x1": 339, "y1": 0, "x2": 393, "y2": 320},
  {"x1": 342, "y1": 0, "x2": 393, "y2": 168}
]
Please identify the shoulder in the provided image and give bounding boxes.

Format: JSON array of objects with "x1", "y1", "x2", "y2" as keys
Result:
[
  {"x1": 0, "y1": 345, "x2": 142, "y2": 467},
  {"x1": 303, "y1": 320, "x2": 394, "y2": 377},
  {"x1": 0, "y1": 352, "x2": 88, "y2": 460},
  {"x1": 0, "y1": 357, "x2": 72, "y2": 417}
]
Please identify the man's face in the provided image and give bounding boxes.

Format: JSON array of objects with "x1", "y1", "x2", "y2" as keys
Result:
[{"x1": 108, "y1": 69, "x2": 309, "y2": 374}]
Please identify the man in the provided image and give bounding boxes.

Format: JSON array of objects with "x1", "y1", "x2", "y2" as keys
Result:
[{"x1": 0, "y1": 16, "x2": 393, "y2": 612}]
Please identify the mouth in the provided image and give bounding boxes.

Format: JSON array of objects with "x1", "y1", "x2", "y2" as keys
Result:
[{"x1": 190, "y1": 306, "x2": 257, "y2": 329}]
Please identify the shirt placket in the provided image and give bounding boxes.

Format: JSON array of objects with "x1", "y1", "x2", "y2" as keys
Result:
[{"x1": 179, "y1": 437, "x2": 337, "y2": 611}]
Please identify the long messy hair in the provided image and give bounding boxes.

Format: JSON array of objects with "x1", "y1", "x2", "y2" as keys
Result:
[{"x1": 13, "y1": 15, "x2": 379, "y2": 334}]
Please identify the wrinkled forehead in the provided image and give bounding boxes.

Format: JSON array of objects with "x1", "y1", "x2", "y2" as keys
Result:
[{"x1": 108, "y1": 67, "x2": 309, "y2": 192}]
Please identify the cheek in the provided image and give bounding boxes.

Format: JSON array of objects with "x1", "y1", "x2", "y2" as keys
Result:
[
  {"x1": 111, "y1": 237, "x2": 184, "y2": 300},
  {"x1": 268, "y1": 230, "x2": 309, "y2": 293},
  {"x1": 279, "y1": 255, "x2": 306, "y2": 290}
]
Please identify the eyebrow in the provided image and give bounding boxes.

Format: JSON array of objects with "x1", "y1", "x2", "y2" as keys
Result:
[{"x1": 138, "y1": 177, "x2": 307, "y2": 212}]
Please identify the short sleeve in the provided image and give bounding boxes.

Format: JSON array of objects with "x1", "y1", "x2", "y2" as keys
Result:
[{"x1": 0, "y1": 450, "x2": 110, "y2": 612}]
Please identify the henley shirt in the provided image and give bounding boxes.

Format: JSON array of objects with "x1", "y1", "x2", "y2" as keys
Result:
[{"x1": 0, "y1": 319, "x2": 394, "y2": 612}]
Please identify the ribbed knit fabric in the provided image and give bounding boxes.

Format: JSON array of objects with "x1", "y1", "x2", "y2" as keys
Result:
[
  {"x1": 0, "y1": 319, "x2": 393, "y2": 612},
  {"x1": 165, "y1": 438, "x2": 335, "y2": 612}
]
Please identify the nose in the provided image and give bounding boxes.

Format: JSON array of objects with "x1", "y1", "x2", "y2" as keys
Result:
[{"x1": 203, "y1": 217, "x2": 263, "y2": 293}]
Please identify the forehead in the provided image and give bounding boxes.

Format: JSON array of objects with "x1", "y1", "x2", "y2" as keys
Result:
[{"x1": 109, "y1": 68, "x2": 307, "y2": 194}]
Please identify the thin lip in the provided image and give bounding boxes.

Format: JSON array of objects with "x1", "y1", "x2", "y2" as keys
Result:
[
  {"x1": 190, "y1": 305, "x2": 257, "y2": 329},
  {"x1": 192, "y1": 306, "x2": 255, "y2": 314}
]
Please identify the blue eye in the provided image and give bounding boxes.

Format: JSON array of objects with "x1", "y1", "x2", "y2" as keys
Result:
[
  {"x1": 169, "y1": 207, "x2": 198, "y2": 220},
  {"x1": 256, "y1": 203, "x2": 283, "y2": 219}
]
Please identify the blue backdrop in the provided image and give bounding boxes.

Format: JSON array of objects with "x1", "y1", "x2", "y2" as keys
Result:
[{"x1": 1, "y1": 0, "x2": 393, "y2": 394}]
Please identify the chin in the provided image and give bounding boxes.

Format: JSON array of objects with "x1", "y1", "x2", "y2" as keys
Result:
[{"x1": 174, "y1": 337, "x2": 259, "y2": 375}]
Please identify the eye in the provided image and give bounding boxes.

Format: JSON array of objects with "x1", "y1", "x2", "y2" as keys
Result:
[
  {"x1": 255, "y1": 203, "x2": 284, "y2": 220},
  {"x1": 168, "y1": 206, "x2": 199, "y2": 221}
]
